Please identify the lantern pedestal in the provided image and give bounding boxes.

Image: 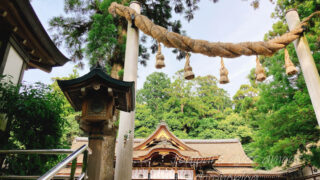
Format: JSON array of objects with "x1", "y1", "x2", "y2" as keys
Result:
[{"x1": 87, "y1": 134, "x2": 116, "y2": 180}]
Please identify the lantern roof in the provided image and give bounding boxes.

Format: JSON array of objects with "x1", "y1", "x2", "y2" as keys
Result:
[{"x1": 57, "y1": 67, "x2": 135, "y2": 112}]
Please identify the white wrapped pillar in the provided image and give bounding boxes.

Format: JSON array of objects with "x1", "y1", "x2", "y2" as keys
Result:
[
  {"x1": 285, "y1": 9, "x2": 320, "y2": 125},
  {"x1": 114, "y1": 1, "x2": 140, "y2": 180}
]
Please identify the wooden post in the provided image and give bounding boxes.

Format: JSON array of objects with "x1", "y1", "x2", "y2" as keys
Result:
[
  {"x1": 114, "y1": 1, "x2": 140, "y2": 180},
  {"x1": 87, "y1": 135, "x2": 116, "y2": 180},
  {"x1": 174, "y1": 166, "x2": 178, "y2": 180},
  {"x1": 285, "y1": 9, "x2": 320, "y2": 125},
  {"x1": 148, "y1": 166, "x2": 151, "y2": 180}
]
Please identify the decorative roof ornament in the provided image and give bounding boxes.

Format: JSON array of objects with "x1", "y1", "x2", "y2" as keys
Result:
[
  {"x1": 284, "y1": 48, "x2": 298, "y2": 75},
  {"x1": 219, "y1": 57, "x2": 229, "y2": 84},
  {"x1": 255, "y1": 55, "x2": 266, "y2": 82},
  {"x1": 184, "y1": 53, "x2": 195, "y2": 80},
  {"x1": 155, "y1": 42, "x2": 165, "y2": 69},
  {"x1": 90, "y1": 60, "x2": 107, "y2": 72}
]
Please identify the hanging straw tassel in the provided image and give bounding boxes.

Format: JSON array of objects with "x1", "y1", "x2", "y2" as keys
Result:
[
  {"x1": 155, "y1": 42, "x2": 165, "y2": 69},
  {"x1": 255, "y1": 55, "x2": 266, "y2": 82},
  {"x1": 219, "y1": 57, "x2": 229, "y2": 84},
  {"x1": 284, "y1": 48, "x2": 298, "y2": 75},
  {"x1": 184, "y1": 53, "x2": 195, "y2": 80}
]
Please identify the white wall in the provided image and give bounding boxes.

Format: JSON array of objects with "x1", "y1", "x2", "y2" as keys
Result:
[{"x1": 2, "y1": 45, "x2": 24, "y2": 84}]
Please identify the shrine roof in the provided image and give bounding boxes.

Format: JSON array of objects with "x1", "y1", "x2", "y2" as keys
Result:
[
  {"x1": 69, "y1": 125, "x2": 253, "y2": 165},
  {"x1": 131, "y1": 122, "x2": 252, "y2": 165},
  {"x1": 0, "y1": 0, "x2": 69, "y2": 72},
  {"x1": 133, "y1": 122, "x2": 197, "y2": 152}
]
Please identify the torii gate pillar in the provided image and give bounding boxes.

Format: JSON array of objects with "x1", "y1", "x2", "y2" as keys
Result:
[
  {"x1": 115, "y1": 1, "x2": 140, "y2": 180},
  {"x1": 286, "y1": 9, "x2": 320, "y2": 125}
]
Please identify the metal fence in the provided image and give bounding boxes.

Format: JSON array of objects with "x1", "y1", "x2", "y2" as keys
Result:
[{"x1": 0, "y1": 144, "x2": 89, "y2": 180}]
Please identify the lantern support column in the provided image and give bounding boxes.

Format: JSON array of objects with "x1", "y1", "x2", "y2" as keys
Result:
[
  {"x1": 114, "y1": 1, "x2": 140, "y2": 180},
  {"x1": 285, "y1": 9, "x2": 320, "y2": 125},
  {"x1": 57, "y1": 65, "x2": 135, "y2": 180}
]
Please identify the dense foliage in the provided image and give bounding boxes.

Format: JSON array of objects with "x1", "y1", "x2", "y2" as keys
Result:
[
  {"x1": 248, "y1": 0, "x2": 320, "y2": 169},
  {"x1": 0, "y1": 77, "x2": 66, "y2": 175},
  {"x1": 50, "y1": 69, "x2": 85, "y2": 145},
  {"x1": 135, "y1": 72, "x2": 253, "y2": 145}
]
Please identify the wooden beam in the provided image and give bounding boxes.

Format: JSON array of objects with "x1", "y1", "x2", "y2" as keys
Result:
[{"x1": 286, "y1": 9, "x2": 320, "y2": 124}]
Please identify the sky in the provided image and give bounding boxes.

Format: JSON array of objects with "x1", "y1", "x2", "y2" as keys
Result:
[{"x1": 24, "y1": 0, "x2": 276, "y2": 97}]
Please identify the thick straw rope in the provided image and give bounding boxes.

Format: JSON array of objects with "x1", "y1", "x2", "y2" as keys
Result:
[{"x1": 108, "y1": 2, "x2": 320, "y2": 58}]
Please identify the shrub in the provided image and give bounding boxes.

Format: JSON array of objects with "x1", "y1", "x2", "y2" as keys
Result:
[{"x1": 0, "y1": 77, "x2": 66, "y2": 175}]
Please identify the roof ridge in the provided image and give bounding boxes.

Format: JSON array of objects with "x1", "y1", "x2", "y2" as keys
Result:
[
  {"x1": 181, "y1": 139, "x2": 240, "y2": 143},
  {"x1": 75, "y1": 137, "x2": 240, "y2": 143},
  {"x1": 76, "y1": 137, "x2": 240, "y2": 143}
]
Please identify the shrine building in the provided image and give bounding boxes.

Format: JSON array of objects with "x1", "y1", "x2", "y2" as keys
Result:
[{"x1": 59, "y1": 122, "x2": 301, "y2": 180}]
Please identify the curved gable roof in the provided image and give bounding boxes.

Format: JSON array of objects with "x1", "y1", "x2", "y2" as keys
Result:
[{"x1": 133, "y1": 122, "x2": 197, "y2": 152}]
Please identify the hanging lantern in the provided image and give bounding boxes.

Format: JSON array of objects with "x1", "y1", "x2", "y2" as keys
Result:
[
  {"x1": 219, "y1": 57, "x2": 229, "y2": 84},
  {"x1": 255, "y1": 55, "x2": 266, "y2": 82},
  {"x1": 155, "y1": 42, "x2": 165, "y2": 69},
  {"x1": 284, "y1": 48, "x2": 298, "y2": 75},
  {"x1": 184, "y1": 53, "x2": 195, "y2": 80}
]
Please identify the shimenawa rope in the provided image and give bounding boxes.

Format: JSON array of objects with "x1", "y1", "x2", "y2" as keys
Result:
[{"x1": 108, "y1": 2, "x2": 320, "y2": 58}]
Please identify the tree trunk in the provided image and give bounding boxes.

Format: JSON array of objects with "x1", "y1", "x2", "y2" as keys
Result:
[{"x1": 111, "y1": 63, "x2": 123, "y2": 80}]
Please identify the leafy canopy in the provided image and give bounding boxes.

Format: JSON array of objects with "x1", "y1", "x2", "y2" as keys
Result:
[
  {"x1": 0, "y1": 77, "x2": 66, "y2": 175},
  {"x1": 50, "y1": 0, "x2": 219, "y2": 70},
  {"x1": 135, "y1": 72, "x2": 253, "y2": 146},
  {"x1": 249, "y1": 0, "x2": 320, "y2": 169}
]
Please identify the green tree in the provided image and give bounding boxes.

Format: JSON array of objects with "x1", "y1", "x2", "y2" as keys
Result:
[
  {"x1": 196, "y1": 113, "x2": 253, "y2": 143},
  {"x1": 49, "y1": 0, "x2": 218, "y2": 77},
  {"x1": 232, "y1": 84, "x2": 260, "y2": 130},
  {"x1": 135, "y1": 71, "x2": 246, "y2": 141},
  {"x1": 249, "y1": 0, "x2": 320, "y2": 168},
  {"x1": 136, "y1": 72, "x2": 171, "y2": 113},
  {"x1": 0, "y1": 78, "x2": 66, "y2": 175},
  {"x1": 135, "y1": 72, "x2": 171, "y2": 137},
  {"x1": 162, "y1": 70, "x2": 197, "y2": 135},
  {"x1": 233, "y1": 84, "x2": 258, "y2": 114},
  {"x1": 135, "y1": 104, "x2": 158, "y2": 137},
  {"x1": 194, "y1": 75, "x2": 232, "y2": 114},
  {"x1": 51, "y1": 68, "x2": 84, "y2": 146}
]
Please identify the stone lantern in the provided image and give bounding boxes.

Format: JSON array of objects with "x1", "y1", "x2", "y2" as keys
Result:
[{"x1": 57, "y1": 65, "x2": 134, "y2": 180}]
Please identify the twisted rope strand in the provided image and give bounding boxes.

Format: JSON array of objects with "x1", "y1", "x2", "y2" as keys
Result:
[{"x1": 108, "y1": 2, "x2": 319, "y2": 58}]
